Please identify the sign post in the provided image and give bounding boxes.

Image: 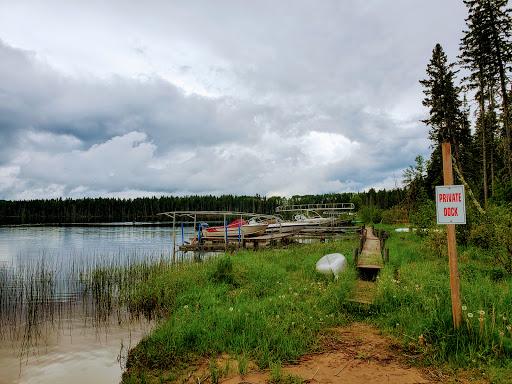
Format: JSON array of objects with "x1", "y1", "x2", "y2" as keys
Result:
[{"x1": 436, "y1": 142, "x2": 463, "y2": 329}]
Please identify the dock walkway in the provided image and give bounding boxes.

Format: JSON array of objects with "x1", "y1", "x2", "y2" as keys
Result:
[
  {"x1": 349, "y1": 227, "x2": 387, "y2": 305},
  {"x1": 356, "y1": 227, "x2": 384, "y2": 270}
]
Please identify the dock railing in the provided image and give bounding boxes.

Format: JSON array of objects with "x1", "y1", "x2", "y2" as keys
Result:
[{"x1": 276, "y1": 203, "x2": 355, "y2": 213}]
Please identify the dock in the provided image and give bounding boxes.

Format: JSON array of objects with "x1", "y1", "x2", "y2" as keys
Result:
[
  {"x1": 157, "y1": 209, "x2": 359, "y2": 255},
  {"x1": 349, "y1": 226, "x2": 389, "y2": 305},
  {"x1": 178, "y1": 227, "x2": 358, "y2": 252}
]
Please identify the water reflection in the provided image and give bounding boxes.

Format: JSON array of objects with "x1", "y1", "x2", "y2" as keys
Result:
[{"x1": 0, "y1": 225, "x2": 197, "y2": 384}]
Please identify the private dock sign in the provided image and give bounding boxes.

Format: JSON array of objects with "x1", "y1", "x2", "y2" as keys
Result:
[{"x1": 435, "y1": 185, "x2": 466, "y2": 225}]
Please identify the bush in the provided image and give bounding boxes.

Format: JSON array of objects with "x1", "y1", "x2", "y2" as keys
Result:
[
  {"x1": 409, "y1": 200, "x2": 435, "y2": 236},
  {"x1": 424, "y1": 228, "x2": 447, "y2": 258},
  {"x1": 359, "y1": 205, "x2": 383, "y2": 224},
  {"x1": 469, "y1": 204, "x2": 512, "y2": 275},
  {"x1": 210, "y1": 256, "x2": 238, "y2": 286},
  {"x1": 381, "y1": 205, "x2": 409, "y2": 224}
]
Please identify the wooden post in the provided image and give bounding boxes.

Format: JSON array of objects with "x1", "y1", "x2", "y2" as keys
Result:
[
  {"x1": 224, "y1": 214, "x2": 227, "y2": 251},
  {"x1": 172, "y1": 213, "x2": 176, "y2": 263},
  {"x1": 442, "y1": 142, "x2": 463, "y2": 329},
  {"x1": 193, "y1": 214, "x2": 197, "y2": 243}
]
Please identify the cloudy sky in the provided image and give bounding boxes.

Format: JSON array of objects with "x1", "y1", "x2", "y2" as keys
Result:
[{"x1": 0, "y1": 0, "x2": 467, "y2": 199}]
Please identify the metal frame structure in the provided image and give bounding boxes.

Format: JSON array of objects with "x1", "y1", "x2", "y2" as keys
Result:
[
  {"x1": 275, "y1": 203, "x2": 355, "y2": 213},
  {"x1": 158, "y1": 211, "x2": 279, "y2": 260}
]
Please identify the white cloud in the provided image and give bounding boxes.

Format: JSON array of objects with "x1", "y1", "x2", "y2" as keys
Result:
[{"x1": 0, "y1": 1, "x2": 468, "y2": 199}]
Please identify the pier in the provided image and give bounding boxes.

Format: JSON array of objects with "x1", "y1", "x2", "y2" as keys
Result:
[
  {"x1": 350, "y1": 226, "x2": 389, "y2": 305},
  {"x1": 158, "y1": 209, "x2": 359, "y2": 255}
]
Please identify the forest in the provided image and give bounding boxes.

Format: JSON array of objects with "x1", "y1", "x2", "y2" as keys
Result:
[{"x1": 0, "y1": 189, "x2": 405, "y2": 225}]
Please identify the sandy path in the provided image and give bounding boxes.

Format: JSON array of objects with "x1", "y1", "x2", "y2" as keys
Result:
[{"x1": 221, "y1": 323, "x2": 432, "y2": 384}]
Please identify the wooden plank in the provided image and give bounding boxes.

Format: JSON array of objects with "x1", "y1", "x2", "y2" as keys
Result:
[{"x1": 356, "y1": 227, "x2": 384, "y2": 269}]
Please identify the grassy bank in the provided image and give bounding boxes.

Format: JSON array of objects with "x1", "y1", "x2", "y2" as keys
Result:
[
  {"x1": 372, "y1": 225, "x2": 512, "y2": 382},
  {"x1": 123, "y1": 240, "x2": 358, "y2": 383},
  {"x1": 122, "y1": 228, "x2": 512, "y2": 383}
]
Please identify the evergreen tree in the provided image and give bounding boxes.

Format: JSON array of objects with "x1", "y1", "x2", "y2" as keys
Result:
[
  {"x1": 420, "y1": 43, "x2": 469, "y2": 201},
  {"x1": 460, "y1": 0, "x2": 512, "y2": 180},
  {"x1": 420, "y1": 44, "x2": 465, "y2": 147}
]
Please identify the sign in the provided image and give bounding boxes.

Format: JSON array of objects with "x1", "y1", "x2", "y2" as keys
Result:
[{"x1": 435, "y1": 185, "x2": 466, "y2": 224}]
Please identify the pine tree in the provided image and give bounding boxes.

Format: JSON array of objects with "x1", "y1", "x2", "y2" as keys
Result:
[
  {"x1": 420, "y1": 43, "x2": 469, "y2": 201},
  {"x1": 421, "y1": 44, "x2": 464, "y2": 145},
  {"x1": 461, "y1": 0, "x2": 512, "y2": 180}
]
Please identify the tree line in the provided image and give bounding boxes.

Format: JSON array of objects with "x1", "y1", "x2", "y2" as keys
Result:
[
  {"x1": 0, "y1": 189, "x2": 405, "y2": 225},
  {"x1": 412, "y1": 0, "x2": 512, "y2": 209}
]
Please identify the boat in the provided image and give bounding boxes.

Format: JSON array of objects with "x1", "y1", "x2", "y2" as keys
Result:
[
  {"x1": 266, "y1": 221, "x2": 306, "y2": 233},
  {"x1": 293, "y1": 213, "x2": 337, "y2": 226},
  {"x1": 201, "y1": 219, "x2": 267, "y2": 238},
  {"x1": 316, "y1": 253, "x2": 347, "y2": 279}
]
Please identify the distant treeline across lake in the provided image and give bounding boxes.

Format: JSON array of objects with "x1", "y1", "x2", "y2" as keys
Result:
[{"x1": 0, "y1": 189, "x2": 406, "y2": 225}]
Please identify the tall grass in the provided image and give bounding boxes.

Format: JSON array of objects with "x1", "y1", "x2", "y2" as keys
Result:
[
  {"x1": 0, "y1": 248, "x2": 186, "y2": 356},
  {"x1": 372, "y1": 226, "x2": 512, "y2": 370},
  {"x1": 122, "y1": 240, "x2": 358, "y2": 382}
]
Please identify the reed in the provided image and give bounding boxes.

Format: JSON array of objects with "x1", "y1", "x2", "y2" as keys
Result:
[{"x1": 0, "y1": 248, "x2": 184, "y2": 358}]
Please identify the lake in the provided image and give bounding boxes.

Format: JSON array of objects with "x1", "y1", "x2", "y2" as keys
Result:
[{"x1": 0, "y1": 225, "x2": 195, "y2": 384}]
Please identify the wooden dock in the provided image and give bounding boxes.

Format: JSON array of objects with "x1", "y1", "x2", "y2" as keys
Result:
[
  {"x1": 178, "y1": 226, "x2": 359, "y2": 252},
  {"x1": 178, "y1": 231, "x2": 297, "y2": 252},
  {"x1": 349, "y1": 226, "x2": 389, "y2": 305},
  {"x1": 356, "y1": 227, "x2": 384, "y2": 271}
]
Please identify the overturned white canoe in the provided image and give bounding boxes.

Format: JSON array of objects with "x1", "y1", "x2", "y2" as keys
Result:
[{"x1": 316, "y1": 253, "x2": 347, "y2": 279}]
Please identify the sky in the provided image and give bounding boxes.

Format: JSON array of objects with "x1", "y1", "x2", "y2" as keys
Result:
[{"x1": 0, "y1": 0, "x2": 468, "y2": 200}]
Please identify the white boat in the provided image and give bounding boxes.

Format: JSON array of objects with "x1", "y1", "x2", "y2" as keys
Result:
[
  {"x1": 293, "y1": 214, "x2": 337, "y2": 226},
  {"x1": 201, "y1": 219, "x2": 267, "y2": 238},
  {"x1": 316, "y1": 253, "x2": 347, "y2": 279},
  {"x1": 266, "y1": 221, "x2": 306, "y2": 233}
]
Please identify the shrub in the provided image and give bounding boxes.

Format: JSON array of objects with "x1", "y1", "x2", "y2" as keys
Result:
[
  {"x1": 381, "y1": 205, "x2": 409, "y2": 224},
  {"x1": 424, "y1": 227, "x2": 447, "y2": 258},
  {"x1": 469, "y1": 204, "x2": 512, "y2": 275},
  {"x1": 359, "y1": 205, "x2": 383, "y2": 224},
  {"x1": 409, "y1": 200, "x2": 435, "y2": 236}
]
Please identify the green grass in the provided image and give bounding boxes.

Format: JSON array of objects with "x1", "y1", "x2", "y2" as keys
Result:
[
  {"x1": 122, "y1": 240, "x2": 358, "y2": 382},
  {"x1": 373, "y1": 224, "x2": 512, "y2": 379},
  {"x1": 120, "y1": 226, "x2": 512, "y2": 383}
]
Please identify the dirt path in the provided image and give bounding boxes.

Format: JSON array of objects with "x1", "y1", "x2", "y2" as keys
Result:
[
  {"x1": 221, "y1": 323, "x2": 431, "y2": 384},
  {"x1": 175, "y1": 324, "x2": 488, "y2": 384}
]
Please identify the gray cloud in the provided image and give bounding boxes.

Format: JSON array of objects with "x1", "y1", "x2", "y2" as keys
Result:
[{"x1": 0, "y1": 1, "x2": 466, "y2": 199}]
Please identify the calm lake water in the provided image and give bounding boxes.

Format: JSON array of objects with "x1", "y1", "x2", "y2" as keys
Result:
[{"x1": 0, "y1": 225, "x2": 194, "y2": 384}]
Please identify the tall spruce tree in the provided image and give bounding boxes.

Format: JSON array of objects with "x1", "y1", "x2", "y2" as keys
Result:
[
  {"x1": 420, "y1": 44, "x2": 467, "y2": 169},
  {"x1": 460, "y1": 0, "x2": 512, "y2": 180}
]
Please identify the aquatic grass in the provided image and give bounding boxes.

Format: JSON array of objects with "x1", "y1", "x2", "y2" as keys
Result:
[{"x1": 0, "y1": 247, "x2": 187, "y2": 358}]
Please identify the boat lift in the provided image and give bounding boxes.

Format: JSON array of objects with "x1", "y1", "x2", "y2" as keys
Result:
[
  {"x1": 158, "y1": 211, "x2": 279, "y2": 260},
  {"x1": 276, "y1": 202, "x2": 355, "y2": 214}
]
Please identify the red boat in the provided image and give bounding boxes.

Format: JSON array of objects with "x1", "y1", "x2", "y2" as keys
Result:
[{"x1": 201, "y1": 219, "x2": 267, "y2": 238}]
